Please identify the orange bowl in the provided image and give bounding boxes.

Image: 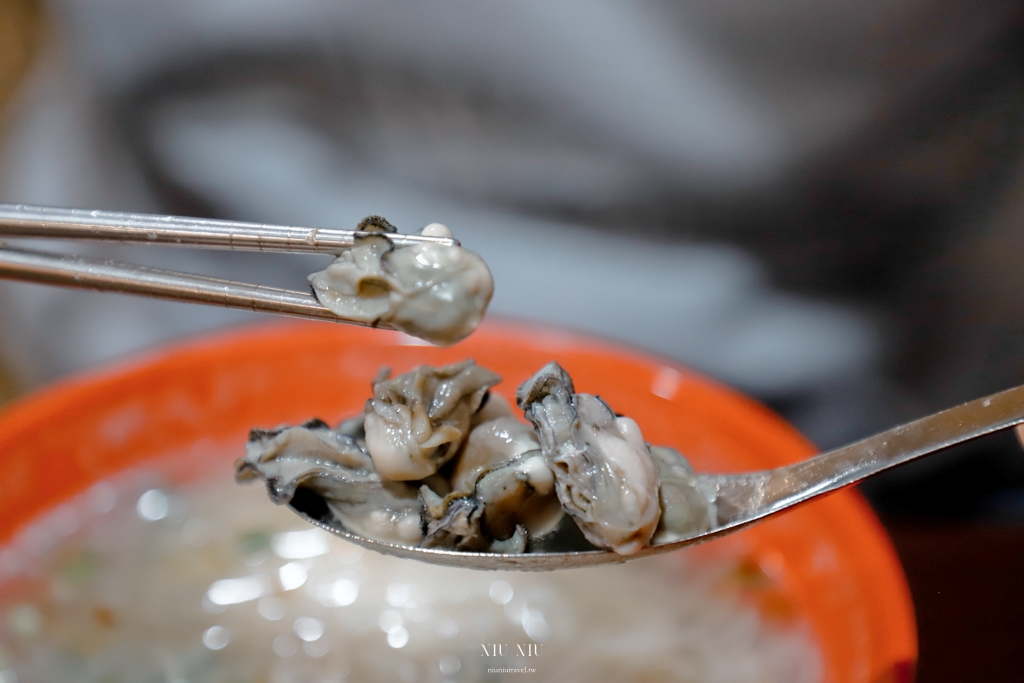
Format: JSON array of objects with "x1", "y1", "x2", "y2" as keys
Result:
[{"x1": 0, "y1": 320, "x2": 915, "y2": 682}]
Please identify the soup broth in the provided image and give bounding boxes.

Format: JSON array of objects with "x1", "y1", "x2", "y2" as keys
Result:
[{"x1": 0, "y1": 465, "x2": 820, "y2": 683}]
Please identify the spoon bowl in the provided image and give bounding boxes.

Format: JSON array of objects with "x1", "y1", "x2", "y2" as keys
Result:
[{"x1": 286, "y1": 381, "x2": 1024, "y2": 570}]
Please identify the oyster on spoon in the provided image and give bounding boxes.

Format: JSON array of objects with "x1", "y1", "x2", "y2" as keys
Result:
[{"x1": 238, "y1": 360, "x2": 1024, "y2": 570}]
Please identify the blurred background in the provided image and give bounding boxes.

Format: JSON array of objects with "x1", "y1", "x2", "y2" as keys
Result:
[{"x1": 1, "y1": 1, "x2": 1023, "y2": 678}]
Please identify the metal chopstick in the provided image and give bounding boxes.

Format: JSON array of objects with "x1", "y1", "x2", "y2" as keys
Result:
[
  {"x1": 0, "y1": 244, "x2": 377, "y2": 325},
  {"x1": 0, "y1": 203, "x2": 458, "y2": 252},
  {"x1": 0, "y1": 203, "x2": 454, "y2": 329}
]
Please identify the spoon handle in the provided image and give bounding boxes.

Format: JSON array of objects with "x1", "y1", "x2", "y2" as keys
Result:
[{"x1": 711, "y1": 383, "x2": 1024, "y2": 526}]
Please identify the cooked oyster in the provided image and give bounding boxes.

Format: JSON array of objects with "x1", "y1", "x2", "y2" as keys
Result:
[
  {"x1": 364, "y1": 360, "x2": 501, "y2": 480},
  {"x1": 235, "y1": 418, "x2": 374, "y2": 503},
  {"x1": 449, "y1": 415, "x2": 540, "y2": 494},
  {"x1": 418, "y1": 402, "x2": 565, "y2": 552},
  {"x1": 516, "y1": 362, "x2": 663, "y2": 555},
  {"x1": 421, "y1": 450, "x2": 562, "y2": 553},
  {"x1": 308, "y1": 217, "x2": 493, "y2": 346},
  {"x1": 468, "y1": 390, "x2": 517, "y2": 425},
  {"x1": 235, "y1": 419, "x2": 424, "y2": 545},
  {"x1": 649, "y1": 445, "x2": 715, "y2": 543}
]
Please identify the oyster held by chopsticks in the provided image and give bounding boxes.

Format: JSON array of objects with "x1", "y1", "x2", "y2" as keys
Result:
[{"x1": 308, "y1": 217, "x2": 493, "y2": 346}]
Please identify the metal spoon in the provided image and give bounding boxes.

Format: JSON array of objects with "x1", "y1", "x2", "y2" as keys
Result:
[{"x1": 287, "y1": 382, "x2": 1024, "y2": 571}]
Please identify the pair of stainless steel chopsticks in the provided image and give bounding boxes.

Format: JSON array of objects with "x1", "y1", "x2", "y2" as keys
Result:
[{"x1": 0, "y1": 203, "x2": 457, "y2": 328}]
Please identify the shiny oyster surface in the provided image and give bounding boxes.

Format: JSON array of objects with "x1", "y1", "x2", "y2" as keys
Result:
[
  {"x1": 649, "y1": 445, "x2": 715, "y2": 543},
  {"x1": 516, "y1": 362, "x2": 663, "y2": 554},
  {"x1": 308, "y1": 217, "x2": 494, "y2": 346},
  {"x1": 236, "y1": 418, "x2": 424, "y2": 545},
  {"x1": 237, "y1": 359, "x2": 710, "y2": 558},
  {"x1": 364, "y1": 360, "x2": 500, "y2": 480}
]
